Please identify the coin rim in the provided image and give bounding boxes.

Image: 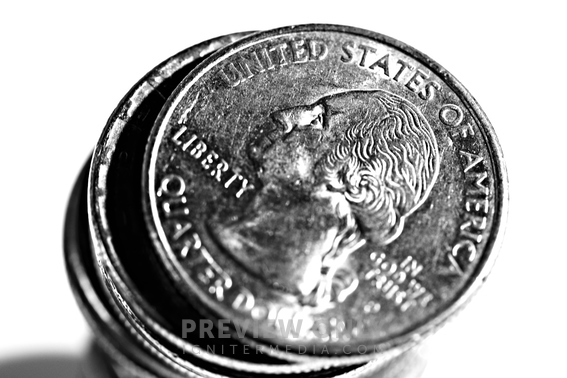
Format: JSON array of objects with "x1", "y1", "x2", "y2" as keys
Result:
[{"x1": 65, "y1": 163, "x2": 189, "y2": 378}]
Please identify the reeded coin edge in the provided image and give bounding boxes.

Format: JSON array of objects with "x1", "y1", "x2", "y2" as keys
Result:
[{"x1": 64, "y1": 164, "x2": 187, "y2": 378}]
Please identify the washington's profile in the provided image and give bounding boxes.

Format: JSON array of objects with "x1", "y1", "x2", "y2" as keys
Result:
[{"x1": 208, "y1": 89, "x2": 440, "y2": 307}]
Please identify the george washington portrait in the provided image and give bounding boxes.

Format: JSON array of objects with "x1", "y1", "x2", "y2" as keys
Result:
[{"x1": 207, "y1": 89, "x2": 440, "y2": 307}]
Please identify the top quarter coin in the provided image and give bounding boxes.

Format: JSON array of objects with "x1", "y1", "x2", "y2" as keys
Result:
[{"x1": 143, "y1": 24, "x2": 508, "y2": 362}]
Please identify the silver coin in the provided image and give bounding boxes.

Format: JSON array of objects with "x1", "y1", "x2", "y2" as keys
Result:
[
  {"x1": 85, "y1": 30, "x2": 401, "y2": 375},
  {"x1": 144, "y1": 24, "x2": 508, "y2": 364}
]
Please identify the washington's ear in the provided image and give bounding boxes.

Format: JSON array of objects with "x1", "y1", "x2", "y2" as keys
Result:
[
  {"x1": 380, "y1": 216, "x2": 406, "y2": 246},
  {"x1": 354, "y1": 206, "x2": 406, "y2": 247}
]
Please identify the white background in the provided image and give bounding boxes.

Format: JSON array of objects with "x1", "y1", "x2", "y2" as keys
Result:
[{"x1": 0, "y1": 1, "x2": 565, "y2": 377}]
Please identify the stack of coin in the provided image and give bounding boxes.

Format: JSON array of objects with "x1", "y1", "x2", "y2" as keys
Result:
[{"x1": 64, "y1": 24, "x2": 507, "y2": 378}]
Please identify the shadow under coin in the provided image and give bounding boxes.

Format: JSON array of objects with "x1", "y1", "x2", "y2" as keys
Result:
[{"x1": 0, "y1": 354, "x2": 81, "y2": 378}]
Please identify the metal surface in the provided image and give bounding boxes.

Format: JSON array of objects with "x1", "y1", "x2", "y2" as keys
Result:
[
  {"x1": 82, "y1": 29, "x2": 419, "y2": 376},
  {"x1": 144, "y1": 24, "x2": 507, "y2": 364},
  {"x1": 69, "y1": 160, "x2": 415, "y2": 378}
]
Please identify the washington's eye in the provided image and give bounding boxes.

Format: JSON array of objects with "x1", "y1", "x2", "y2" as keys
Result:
[
  {"x1": 297, "y1": 113, "x2": 323, "y2": 131},
  {"x1": 310, "y1": 113, "x2": 323, "y2": 129}
]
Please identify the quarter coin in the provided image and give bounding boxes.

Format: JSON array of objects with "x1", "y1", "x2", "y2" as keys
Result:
[{"x1": 144, "y1": 24, "x2": 508, "y2": 364}]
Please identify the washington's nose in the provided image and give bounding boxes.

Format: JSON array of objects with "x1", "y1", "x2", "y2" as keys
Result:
[{"x1": 271, "y1": 109, "x2": 295, "y2": 134}]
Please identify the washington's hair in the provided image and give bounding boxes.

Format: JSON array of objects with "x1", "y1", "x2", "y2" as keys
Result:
[{"x1": 321, "y1": 90, "x2": 439, "y2": 244}]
